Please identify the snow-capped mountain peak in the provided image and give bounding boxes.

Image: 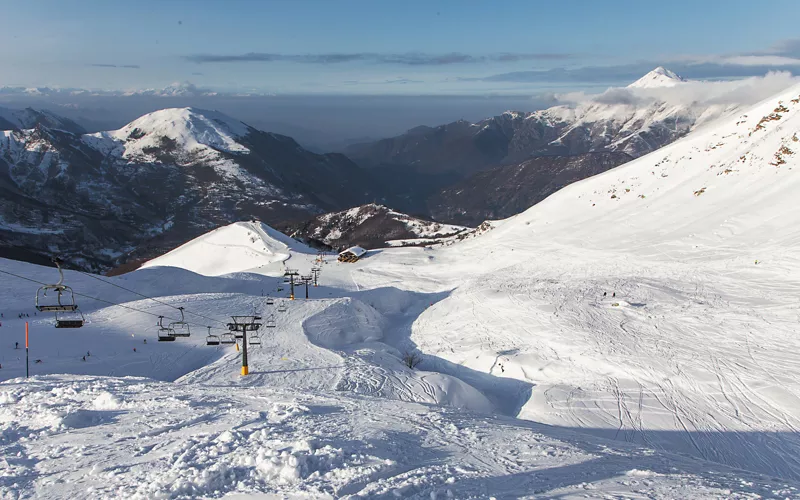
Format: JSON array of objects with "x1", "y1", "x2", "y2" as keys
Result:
[
  {"x1": 104, "y1": 107, "x2": 253, "y2": 155},
  {"x1": 628, "y1": 66, "x2": 687, "y2": 88}
]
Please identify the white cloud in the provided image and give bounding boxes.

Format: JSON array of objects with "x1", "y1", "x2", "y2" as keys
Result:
[{"x1": 554, "y1": 71, "x2": 800, "y2": 107}]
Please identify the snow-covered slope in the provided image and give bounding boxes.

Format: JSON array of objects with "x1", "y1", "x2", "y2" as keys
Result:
[
  {"x1": 141, "y1": 221, "x2": 312, "y2": 276},
  {"x1": 93, "y1": 107, "x2": 252, "y2": 157},
  {"x1": 0, "y1": 105, "x2": 85, "y2": 134},
  {"x1": 401, "y1": 83, "x2": 800, "y2": 479}
]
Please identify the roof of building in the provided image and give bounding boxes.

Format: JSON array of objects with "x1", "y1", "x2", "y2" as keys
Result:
[{"x1": 339, "y1": 246, "x2": 368, "y2": 258}]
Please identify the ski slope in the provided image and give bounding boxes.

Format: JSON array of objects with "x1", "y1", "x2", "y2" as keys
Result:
[{"x1": 2, "y1": 84, "x2": 800, "y2": 497}]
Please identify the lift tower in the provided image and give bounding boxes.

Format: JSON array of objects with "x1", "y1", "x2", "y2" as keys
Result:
[{"x1": 227, "y1": 315, "x2": 262, "y2": 376}]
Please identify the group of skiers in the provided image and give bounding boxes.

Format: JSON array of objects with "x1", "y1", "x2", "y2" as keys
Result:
[{"x1": 0, "y1": 311, "x2": 37, "y2": 328}]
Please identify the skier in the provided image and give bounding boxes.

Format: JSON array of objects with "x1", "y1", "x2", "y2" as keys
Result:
[
  {"x1": 143, "y1": 339, "x2": 147, "y2": 344},
  {"x1": 15, "y1": 342, "x2": 19, "y2": 349},
  {"x1": 603, "y1": 292, "x2": 607, "y2": 297},
  {"x1": 133, "y1": 348, "x2": 137, "y2": 352},
  {"x1": 82, "y1": 356, "x2": 86, "y2": 361},
  {"x1": 613, "y1": 292, "x2": 616, "y2": 298},
  {"x1": 87, "y1": 351, "x2": 91, "y2": 357}
]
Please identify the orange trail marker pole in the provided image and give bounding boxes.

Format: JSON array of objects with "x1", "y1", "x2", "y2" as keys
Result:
[{"x1": 25, "y1": 322, "x2": 29, "y2": 378}]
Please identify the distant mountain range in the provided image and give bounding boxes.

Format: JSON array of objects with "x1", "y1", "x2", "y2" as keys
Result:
[
  {"x1": 0, "y1": 107, "x2": 378, "y2": 271},
  {"x1": 0, "y1": 68, "x2": 753, "y2": 270},
  {"x1": 344, "y1": 68, "x2": 735, "y2": 178}
]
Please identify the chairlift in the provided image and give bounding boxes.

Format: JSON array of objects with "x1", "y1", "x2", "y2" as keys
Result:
[
  {"x1": 55, "y1": 309, "x2": 85, "y2": 328},
  {"x1": 265, "y1": 314, "x2": 276, "y2": 328},
  {"x1": 157, "y1": 315, "x2": 176, "y2": 342},
  {"x1": 35, "y1": 258, "x2": 81, "y2": 320},
  {"x1": 169, "y1": 307, "x2": 191, "y2": 337},
  {"x1": 206, "y1": 326, "x2": 220, "y2": 346},
  {"x1": 249, "y1": 332, "x2": 261, "y2": 346},
  {"x1": 266, "y1": 297, "x2": 275, "y2": 306},
  {"x1": 220, "y1": 332, "x2": 236, "y2": 345},
  {"x1": 278, "y1": 301, "x2": 288, "y2": 313}
]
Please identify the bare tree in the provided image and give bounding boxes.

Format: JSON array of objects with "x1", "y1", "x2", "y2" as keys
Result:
[{"x1": 402, "y1": 350, "x2": 423, "y2": 369}]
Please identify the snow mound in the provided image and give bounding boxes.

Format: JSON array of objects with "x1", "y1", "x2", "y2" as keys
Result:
[
  {"x1": 302, "y1": 298, "x2": 384, "y2": 348},
  {"x1": 142, "y1": 221, "x2": 313, "y2": 276},
  {"x1": 628, "y1": 66, "x2": 687, "y2": 88}
]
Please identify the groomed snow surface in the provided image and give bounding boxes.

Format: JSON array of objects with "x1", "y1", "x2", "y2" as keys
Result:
[{"x1": 3, "y1": 83, "x2": 800, "y2": 497}]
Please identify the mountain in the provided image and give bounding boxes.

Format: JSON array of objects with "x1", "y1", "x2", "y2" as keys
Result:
[
  {"x1": 0, "y1": 106, "x2": 86, "y2": 134},
  {"x1": 628, "y1": 66, "x2": 687, "y2": 88},
  {"x1": 428, "y1": 151, "x2": 632, "y2": 226},
  {"x1": 0, "y1": 107, "x2": 378, "y2": 271},
  {"x1": 283, "y1": 203, "x2": 467, "y2": 251},
  {"x1": 343, "y1": 68, "x2": 735, "y2": 180}
]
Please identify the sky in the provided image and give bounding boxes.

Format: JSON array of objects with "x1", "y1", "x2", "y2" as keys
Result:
[{"x1": 2, "y1": 0, "x2": 800, "y2": 95}]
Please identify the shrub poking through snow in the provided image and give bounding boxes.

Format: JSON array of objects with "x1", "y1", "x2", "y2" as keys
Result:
[{"x1": 402, "y1": 350, "x2": 423, "y2": 369}]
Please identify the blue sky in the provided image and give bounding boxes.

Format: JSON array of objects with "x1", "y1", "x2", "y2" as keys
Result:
[{"x1": 2, "y1": 0, "x2": 800, "y2": 94}]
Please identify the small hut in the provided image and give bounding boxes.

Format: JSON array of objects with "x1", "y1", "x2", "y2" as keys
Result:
[{"x1": 338, "y1": 246, "x2": 367, "y2": 263}]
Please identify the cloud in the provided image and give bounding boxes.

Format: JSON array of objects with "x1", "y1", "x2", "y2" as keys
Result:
[
  {"x1": 184, "y1": 51, "x2": 576, "y2": 65},
  {"x1": 472, "y1": 59, "x2": 800, "y2": 85},
  {"x1": 89, "y1": 63, "x2": 140, "y2": 69},
  {"x1": 553, "y1": 71, "x2": 800, "y2": 108}
]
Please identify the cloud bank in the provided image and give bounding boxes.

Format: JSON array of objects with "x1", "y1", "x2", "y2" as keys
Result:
[
  {"x1": 184, "y1": 52, "x2": 576, "y2": 65},
  {"x1": 553, "y1": 71, "x2": 800, "y2": 108}
]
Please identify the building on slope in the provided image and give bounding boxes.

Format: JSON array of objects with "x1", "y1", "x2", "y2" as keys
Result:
[{"x1": 338, "y1": 246, "x2": 367, "y2": 263}]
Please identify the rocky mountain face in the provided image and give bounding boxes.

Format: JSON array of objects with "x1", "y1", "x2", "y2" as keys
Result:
[
  {"x1": 0, "y1": 108, "x2": 379, "y2": 271},
  {"x1": 428, "y1": 152, "x2": 632, "y2": 226},
  {"x1": 343, "y1": 68, "x2": 734, "y2": 181},
  {"x1": 282, "y1": 203, "x2": 467, "y2": 251}
]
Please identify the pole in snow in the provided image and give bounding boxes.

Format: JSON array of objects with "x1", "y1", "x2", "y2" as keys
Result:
[
  {"x1": 301, "y1": 275, "x2": 312, "y2": 299},
  {"x1": 25, "y1": 321, "x2": 29, "y2": 378}
]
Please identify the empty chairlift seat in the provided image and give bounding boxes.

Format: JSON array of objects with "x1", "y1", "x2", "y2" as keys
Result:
[
  {"x1": 156, "y1": 315, "x2": 176, "y2": 342},
  {"x1": 206, "y1": 327, "x2": 220, "y2": 346},
  {"x1": 169, "y1": 307, "x2": 191, "y2": 337},
  {"x1": 35, "y1": 257, "x2": 85, "y2": 328}
]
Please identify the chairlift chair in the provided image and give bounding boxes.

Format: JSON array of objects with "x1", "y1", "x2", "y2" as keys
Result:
[
  {"x1": 35, "y1": 258, "x2": 80, "y2": 315},
  {"x1": 278, "y1": 302, "x2": 288, "y2": 313},
  {"x1": 220, "y1": 332, "x2": 236, "y2": 345},
  {"x1": 265, "y1": 314, "x2": 276, "y2": 328},
  {"x1": 169, "y1": 307, "x2": 191, "y2": 337},
  {"x1": 157, "y1": 316, "x2": 176, "y2": 342},
  {"x1": 266, "y1": 297, "x2": 275, "y2": 305},
  {"x1": 55, "y1": 309, "x2": 85, "y2": 328},
  {"x1": 205, "y1": 326, "x2": 220, "y2": 346},
  {"x1": 249, "y1": 332, "x2": 262, "y2": 346}
]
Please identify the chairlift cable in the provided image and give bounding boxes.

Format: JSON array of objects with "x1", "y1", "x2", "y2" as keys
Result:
[
  {"x1": 0, "y1": 267, "x2": 217, "y2": 329},
  {"x1": 73, "y1": 269, "x2": 229, "y2": 327}
]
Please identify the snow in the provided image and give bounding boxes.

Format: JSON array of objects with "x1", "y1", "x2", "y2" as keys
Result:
[
  {"x1": 628, "y1": 66, "x2": 687, "y2": 89},
  {"x1": 2, "y1": 83, "x2": 800, "y2": 497},
  {"x1": 141, "y1": 221, "x2": 314, "y2": 277}
]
